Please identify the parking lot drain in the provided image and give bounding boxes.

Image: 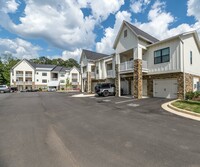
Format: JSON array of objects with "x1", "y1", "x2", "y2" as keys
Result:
[{"x1": 127, "y1": 103, "x2": 140, "y2": 107}]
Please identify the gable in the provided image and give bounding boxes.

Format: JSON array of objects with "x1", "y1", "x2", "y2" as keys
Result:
[
  {"x1": 13, "y1": 59, "x2": 35, "y2": 71},
  {"x1": 115, "y1": 24, "x2": 138, "y2": 54}
]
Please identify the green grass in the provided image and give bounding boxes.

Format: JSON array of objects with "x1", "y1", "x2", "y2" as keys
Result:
[{"x1": 172, "y1": 100, "x2": 200, "y2": 114}]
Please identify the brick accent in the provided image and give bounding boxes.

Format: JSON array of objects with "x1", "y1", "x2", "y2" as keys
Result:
[
  {"x1": 86, "y1": 72, "x2": 91, "y2": 93},
  {"x1": 133, "y1": 59, "x2": 142, "y2": 99},
  {"x1": 115, "y1": 64, "x2": 120, "y2": 96}
]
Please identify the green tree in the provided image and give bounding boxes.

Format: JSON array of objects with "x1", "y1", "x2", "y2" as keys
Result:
[{"x1": 65, "y1": 79, "x2": 72, "y2": 89}]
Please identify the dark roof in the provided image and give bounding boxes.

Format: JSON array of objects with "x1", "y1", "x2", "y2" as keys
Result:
[
  {"x1": 125, "y1": 21, "x2": 159, "y2": 43},
  {"x1": 61, "y1": 67, "x2": 71, "y2": 72},
  {"x1": 26, "y1": 60, "x2": 56, "y2": 69},
  {"x1": 82, "y1": 49, "x2": 110, "y2": 60}
]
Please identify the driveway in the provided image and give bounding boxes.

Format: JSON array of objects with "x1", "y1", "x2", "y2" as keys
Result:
[{"x1": 0, "y1": 92, "x2": 199, "y2": 167}]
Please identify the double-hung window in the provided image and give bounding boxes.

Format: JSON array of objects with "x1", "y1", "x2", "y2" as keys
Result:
[{"x1": 154, "y1": 47, "x2": 170, "y2": 64}]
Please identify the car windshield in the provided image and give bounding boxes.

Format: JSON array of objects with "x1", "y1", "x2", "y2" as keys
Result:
[
  {"x1": 0, "y1": 85, "x2": 6, "y2": 88},
  {"x1": 100, "y1": 84, "x2": 110, "y2": 88}
]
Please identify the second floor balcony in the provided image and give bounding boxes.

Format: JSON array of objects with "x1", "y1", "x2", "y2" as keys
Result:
[
  {"x1": 120, "y1": 60, "x2": 148, "y2": 73},
  {"x1": 107, "y1": 70, "x2": 114, "y2": 78}
]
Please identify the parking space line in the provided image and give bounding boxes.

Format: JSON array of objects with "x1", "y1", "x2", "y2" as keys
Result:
[{"x1": 115, "y1": 99, "x2": 134, "y2": 104}]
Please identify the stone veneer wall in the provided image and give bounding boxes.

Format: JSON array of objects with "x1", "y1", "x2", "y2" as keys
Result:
[
  {"x1": 115, "y1": 64, "x2": 120, "y2": 96},
  {"x1": 133, "y1": 59, "x2": 142, "y2": 99},
  {"x1": 86, "y1": 72, "x2": 91, "y2": 93},
  {"x1": 143, "y1": 72, "x2": 200, "y2": 99}
]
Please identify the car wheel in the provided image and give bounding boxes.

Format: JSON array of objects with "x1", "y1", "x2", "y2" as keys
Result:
[{"x1": 103, "y1": 90, "x2": 109, "y2": 97}]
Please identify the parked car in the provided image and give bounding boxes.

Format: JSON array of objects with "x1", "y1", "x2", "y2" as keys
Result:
[
  {"x1": 48, "y1": 87, "x2": 57, "y2": 92},
  {"x1": 0, "y1": 85, "x2": 10, "y2": 93},
  {"x1": 10, "y1": 87, "x2": 18, "y2": 93},
  {"x1": 95, "y1": 83, "x2": 115, "y2": 97}
]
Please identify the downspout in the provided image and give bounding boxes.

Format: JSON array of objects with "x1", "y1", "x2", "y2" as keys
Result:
[{"x1": 179, "y1": 36, "x2": 186, "y2": 100}]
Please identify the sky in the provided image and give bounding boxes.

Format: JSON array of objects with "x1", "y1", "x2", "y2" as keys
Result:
[{"x1": 0, "y1": 0, "x2": 200, "y2": 61}]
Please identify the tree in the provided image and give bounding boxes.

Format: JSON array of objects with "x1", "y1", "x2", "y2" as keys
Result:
[
  {"x1": 65, "y1": 79, "x2": 72, "y2": 89},
  {"x1": 65, "y1": 58, "x2": 80, "y2": 68}
]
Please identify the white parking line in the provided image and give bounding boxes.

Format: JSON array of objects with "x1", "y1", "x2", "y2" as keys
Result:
[{"x1": 115, "y1": 99, "x2": 134, "y2": 104}]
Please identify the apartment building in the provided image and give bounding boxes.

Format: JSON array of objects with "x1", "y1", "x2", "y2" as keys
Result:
[
  {"x1": 80, "y1": 20, "x2": 200, "y2": 99},
  {"x1": 10, "y1": 59, "x2": 80, "y2": 91}
]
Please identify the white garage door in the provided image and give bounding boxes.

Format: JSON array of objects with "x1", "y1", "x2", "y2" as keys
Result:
[{"x1": 153, "y1": 79, "x2": 177, "y2": 99}]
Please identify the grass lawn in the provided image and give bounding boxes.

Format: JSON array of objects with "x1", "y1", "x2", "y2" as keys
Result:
[{"x1": 172, "y1": 100, "x2": 200, "y2": 114}]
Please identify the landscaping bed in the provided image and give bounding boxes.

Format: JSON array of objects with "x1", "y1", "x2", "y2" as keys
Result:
[{"x1": 172, "y1": 100, "x2": 200, "y2": 114}]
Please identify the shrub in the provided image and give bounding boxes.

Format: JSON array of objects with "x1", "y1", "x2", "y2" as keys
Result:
[
  {"x1": 185, "y1": 91, "x2": 194, "y2": 100},
  {"x1": 194, "y1": 91, "x2": 200, "y2": 98},
  {"x1": 61, "y1": 87, "x2": 65, "y2": 91},
  {"x1": 38, "y1": 88, "x2": 42, "y2": 92}
]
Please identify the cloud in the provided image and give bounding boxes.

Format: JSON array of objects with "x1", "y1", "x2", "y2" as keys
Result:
[
  {"x1": 96, "y1": 11, "x2": 131, "y2": 54},
  {"x1": 187, "y1": 0, "x2": 200, "y2": 21},
  {"x1": 0, "y1": 0, "x2": 125, "y2": 53},
  {"x1": 130, "y1": 0, "x2": 151, "y2": 13},
  {"x1": 134, "y1": 0, "x2": 196, "y2": 40},
  {"x1": 0, "y1": 38, "x2": 40, "y2": 59},
  {"x1": 0, "y1": 0, "x2": 19, "y2": 13},
  {"x1": 61, "y1": 49, "x2": 82, "y2": 61}
]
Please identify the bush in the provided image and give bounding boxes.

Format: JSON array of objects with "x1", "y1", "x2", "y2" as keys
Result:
[
  {"x1": 61, "y1": 87, "x2": 65, "y2": 91},
  {"x1": 38, "y1": 88, "x2": 42, "y2": 92},
  {"x1": 194, "y1": 91, "x2": 200, "y2": 98},
  {"x1": 185, "y1": 91, "x2": 194, "y2": 100}
]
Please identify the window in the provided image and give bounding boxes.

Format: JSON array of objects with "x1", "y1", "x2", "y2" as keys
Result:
[
  {"x1": 96, "y1": 67, "x2": 99, "y2": 74},
  {"x1": 60, "y1": 74, "x2": 65, "y2": 77},
  {"x1": 72, "y1": 79, "x2": 77, "y2": 82},
  {"x1": 42, "y1": 73, "x2": 47, "y2": 76},
  {"x1": 36, "y1": 72, "x2": 39, "y2": 75},
  {"x1": 60, "y1": 80, "x2": 65, "y2": 83},
  {"x1": 42, "y1": 79, "x2": 47, "y2": 83},
  {"x1": 154, "y1": 47, "x2": 170, "y2": 64},
  {"x1": 37, "y1": 79, "x2": 39, "y2": 82},
  {"x1": 190, "y1": 51, "x2": 192, "y2": 65},
  {"x1": 124, "y1": 29, "x2": 127, "y2": 38}
]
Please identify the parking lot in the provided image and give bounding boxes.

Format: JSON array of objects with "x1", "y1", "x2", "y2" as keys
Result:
[{"x1": 0, "y1": 92, "x2": 200, "y2": 167}]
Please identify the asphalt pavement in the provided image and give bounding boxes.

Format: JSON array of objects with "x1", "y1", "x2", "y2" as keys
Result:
[{"x1": 0, "y1": 92, "x2": 199, "y2": 167}]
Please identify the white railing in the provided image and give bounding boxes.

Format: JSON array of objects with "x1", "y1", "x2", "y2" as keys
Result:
[
  {"x1": 120, "y1": 61, "x2": 134, "y2": 71},
  {"x1": 16, "y1": 81, "x2": 24, "y2": 85},
  {"x1": 72, "y1": 76, "x2": 78, "y2": 79},
  {"x1": 25, "y1": 74, "x2": 32, "y2": 77},
  {"x1": 142, "y1": 60, "x2": 148, "y2": 69},
  {"x1": 107, "y1": 70, "x2": 114, "y2": 78},
  {"x1": 16, "y1": 74, "x2": 23, "y2": 77},
  {"x1": 51, "y1": 78, "x2": 58, "y2": 81},
  {"x1": 25, "y1": 81, "x2": 32, "y2": 85},
  {"x1": 82, "y1": 73, "x2": 87, "y2": 78},
  {"x1": 91, "y1": 72, "x2": 95, "y2": 78},
  {"x1": 72, "y1": 82, "x2": 78, "y2": 85}
]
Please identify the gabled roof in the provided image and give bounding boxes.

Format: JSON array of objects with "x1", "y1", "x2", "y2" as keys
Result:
[
  {"x1": 113, "y1": 20, "x2": 159, "y2": 49},
  {"x1": 82, "y1": 49, "x2": 110, "y2": 61}
]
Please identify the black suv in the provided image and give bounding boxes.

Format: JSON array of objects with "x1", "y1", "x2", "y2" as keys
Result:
[{"x1": 95, "y1": 83, "x2": 115, "y2": 97}]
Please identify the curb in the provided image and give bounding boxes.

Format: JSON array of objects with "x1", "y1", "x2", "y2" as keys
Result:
[
  {"x1": 162, "y1": 100, "x2": 200, "y2": 121},
  {"x1": 168, "y1": 101, "x2": 200, "y2": 118}
]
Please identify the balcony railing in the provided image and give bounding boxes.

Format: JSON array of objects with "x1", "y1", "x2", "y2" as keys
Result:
[
  {"x1": 120, "y1": 60, "x2": 148, "y2": 72},
  {"x1": 91, "y1": 72, "x2": 95, "y2": 79},
  {"x1": 120, "y1": 61, "x2": 134, "y2": 72},
  {"x1": 72, "y1": 76, "x2": 78, "y2": 79},
  {"x1": 51, "y1": 78, "x2": 58, "y2": 81},
  {"x1": 16, "y1": 74, "x2": 23, "y2": 77},
  {"x1": 82, "y1": 73, "x2": 87, "y2": 79},
  {"x1": 25, "y1": 81, "x2": 32, "y2": 85},
  {"x1": 72, "y1": 82, "x2": 78, "y2": 85},
  {"x1": 107, "y1": 70, "x2": 114, "y2": 78},
  {"x1": 25, "y1": 74, "x2": 32, "y2": 77},
  {"x1": 16, "y1": 81, "x2": 24, "y2": 85}
]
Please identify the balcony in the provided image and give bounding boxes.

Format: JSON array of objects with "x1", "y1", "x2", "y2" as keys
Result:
[
  {"x1": 82, "y1": 73, "x2": 87, "y2": 79},
  {"x1": 107, "y1": 70, "x2": 114, "y2": 78},
  {"x1": 16, "y1": 81, "x2": 24, "y2": 85},
  {"x1": 25, "y1": 81, "x2": 32, "y2": 85},
  {"x1": 91, "y1": 72, "x2": 95, "y2": 79},
  {"x1": 51, "y1": 78, "x2": 58, "y2": 81},
  {"x1": 25, "y1": 74, "x2": 32, "y2": 77},
  {"x1": 72, "y1": 82, "x2": 78, "y2": 85},
  {"x1": 16, "y1": 74, "x2": 23, "y2": 77},
  {"x1": 120, "y1": 61, "x2": 133, "y2": 72},
  {"x1": 120, "y1": 60, "x2": 148, "y2": 73}
]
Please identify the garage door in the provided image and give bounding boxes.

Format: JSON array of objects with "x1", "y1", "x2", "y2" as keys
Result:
[{"x1": 153, "y1": 79, "x2": 177, "y2": 99}]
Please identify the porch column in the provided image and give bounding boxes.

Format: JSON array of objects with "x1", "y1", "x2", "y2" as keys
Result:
[
  {"x1": 87, "y1": 72, "x2": 91, "y2": 93},
  {"x1": 115, "y1": 54, "x2": 121, "y2": 97},
  {"x1": 133, "y1": 47, "x2": 143, "y2": 99}
]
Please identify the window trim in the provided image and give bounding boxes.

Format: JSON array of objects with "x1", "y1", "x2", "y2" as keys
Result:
[
  {"x1": 42, "y1": 72, "x2": 47, "y2": 76},
  {"x1": 154, "y1": 47, "x2": 170, "y2": 64},
  {"x1": 42, "y1": 79, "x2": 47, "y2": 83}
]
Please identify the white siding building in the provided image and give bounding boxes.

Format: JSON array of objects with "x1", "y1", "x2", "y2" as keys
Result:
[{"x1": 10, "y1": 59, "x2": 81, "y2": 91}]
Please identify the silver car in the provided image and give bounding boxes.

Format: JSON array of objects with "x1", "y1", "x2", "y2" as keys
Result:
[{"x1": 0, "y1": 85, "x2": 10, "y2": 93}]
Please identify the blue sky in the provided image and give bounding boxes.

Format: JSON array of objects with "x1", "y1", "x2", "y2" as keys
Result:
[{"x1": 0, "y1": 0, "x2": 199, "y2": 61}]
